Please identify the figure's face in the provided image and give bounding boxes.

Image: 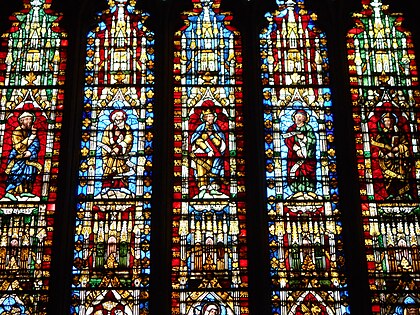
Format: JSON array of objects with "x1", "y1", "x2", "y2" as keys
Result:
[
  {"x1": 294, "y1": 113, "x2": 306, "y2": 125},
  {"x1": 205, "y1": 306, "x2": 219, "y2": 315},
  {"x1": 406, "y1": 307, "x2": 419, "y2": 315},
  {"x1": 204, "y1": 113, "x2": 215, "y2": 124},
  {"x1": 113, "y1": 112, "x2": 125, "y2": 126},
  {"x1": 20, "y1": 116, "x2": 33, "y2": 129},
  {"x1": 383, "y1": 117, "x2": 394, "y2": 129}
]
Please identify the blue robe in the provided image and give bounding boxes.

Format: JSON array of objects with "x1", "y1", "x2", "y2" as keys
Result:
[{"x1": 5, "y1": 127, "x2": 41, "y2": 194}]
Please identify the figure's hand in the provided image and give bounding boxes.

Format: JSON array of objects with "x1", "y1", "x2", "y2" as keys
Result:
[
  {"x1": 208, "y1": 151, "x2": 214, "y2": 157},
  {"x1": 31, "y1": 127, "x2": 37, "y2": 135},
  {"x1": 297, "y1": 150, "x2": 304, "y2": 158},
  {"x1": 112, "y1": 147, "x2": 120, "y2": 155},
  {"x1": 392, "y1": 146, "x2": 399, "y2": 153},
  {"x1": 297, "y1": 134, "x2": 304, "y2": 139},
  {"x1": 23, "y1": 151, "x2": 32, "y2": 158}
]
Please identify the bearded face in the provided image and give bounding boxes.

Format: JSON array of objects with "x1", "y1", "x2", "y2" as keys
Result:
[
  {"x1": 382, "y1": 117, "x2": 394, "y2": 130},
  {"x1": 112, "y1": 111, "x2": 126, "y2": 128},
  {"x1": 20, "y1": 116, "x2": 34, "y2": 130}
]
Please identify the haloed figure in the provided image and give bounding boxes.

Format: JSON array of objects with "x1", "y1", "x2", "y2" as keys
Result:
[
  {"x1": 283, "y1": 110, "x2": 316, "y2": 194},
  {"x1": 5, "y1": 112, "x2": 42, "y2": 200},
  {"x1": 371, "y1": 112, "x2": 412, "y2": 199},
  {"x1": 393, "y1": 297, "x2": 419, "y2": 315},
  {"x1": 191, "y1": 106, "x2": 226, "y2": 198},
  {"x1": 101, "y1": 109, "x2": 133, "y2": 195}
]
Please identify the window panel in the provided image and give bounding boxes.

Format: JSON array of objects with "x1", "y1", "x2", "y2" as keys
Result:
[
  {"x1": 172, "y1": 1, "x2": 249, "y2": 314},
  {"x1": 261, "y1": 1, "x2": 350, "y2": 314},
  {"x1": 348, "y1": 0, "x2": 420, "y2": 313},
  {"x1": 71, "y1": 1, "x2": 154, "y2": 314},
  {"x1": 0, "y1": 0, "x2": 67, "y2": 313}
]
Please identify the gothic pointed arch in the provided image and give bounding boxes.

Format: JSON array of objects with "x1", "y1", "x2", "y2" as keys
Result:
[
  {"x1": 172, "y1": 0, "x2": 249, "y2": 314},
  {"x1": 260, "y1": 0, "x2": 350, "y2": 314},
  {"x1": 71, "y1": 0, "x2": 154, "y2": 313},
  {"x1": 0, "y1": 0, "x2": 67, "y2": 313},
  {"x1": 347, "y1": 0, "x2": 420, "y2": 313}
]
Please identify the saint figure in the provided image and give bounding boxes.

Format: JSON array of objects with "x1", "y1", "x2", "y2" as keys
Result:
[
  {"x1": 191, "y1": 106, "x2": 226, "y2": 198},
  {"x1": 371, "y1": 112, "x2": 412, "y2": 199},
  {"x1": 283, "y1": 110, "x2": 316, "y2": 194},
  {"x1": 202, "y1": 304, "x2": 220, "y2": 315},
  {"x1": 100, "y1": 110, "x2": 133, "y2": 194},
  {"x1": 393, "y1": 296, "x2": 419, "y2": 315},
  {"x1": 4, "y1": 112, "x2": 42, "y2": 200}
]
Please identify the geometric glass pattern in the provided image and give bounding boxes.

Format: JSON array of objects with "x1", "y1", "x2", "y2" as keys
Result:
[
  {"x1": 347, "y1": 0, "x2": 420, "y2": 313},
  {"x1": 172, "y1": 0, "x2": 249, "y2": 314},
  {"x1": 71, "y1": 0, "x2": 154, "y2": 314},
  {"x1": 0, "y1": 0, "x2": 67, "y2": 313},
  {"x1": 261, "y1": 0, "x2": 350, "y2": 314}
]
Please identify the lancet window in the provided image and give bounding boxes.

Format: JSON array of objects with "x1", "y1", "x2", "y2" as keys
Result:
[
  {"x1": 172, "y1": 0, "x2": 249, "y2": 314},
  {"x1": 71, "y1": 0, "x2": 154, "y2": 314},
  {"x1": 0, "y1": 0, "x2": 67, "y2": 313},
  {"x1": 347, "y1": 0, "x2": 420, "y2": 313},
  {"x1": 261, "y1": 0, "x2": 350, "y2": 314}
]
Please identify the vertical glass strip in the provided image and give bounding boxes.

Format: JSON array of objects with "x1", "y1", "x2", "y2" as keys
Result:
[
  {"x1": 347, "y1": 0, "x2": 420, "y2": 313},
  {"x1": 172, "y1": 0, "x2": 249, "y2": 314},
  {"x1": 261, "y1": 1, "x2": 350, "y2": 314},
  {"x1": 71, "y1": 1, "x2": 154, "y2": 314},
  {"x1": 0, "y1": 0, "x2": 67, "y2": 314}
]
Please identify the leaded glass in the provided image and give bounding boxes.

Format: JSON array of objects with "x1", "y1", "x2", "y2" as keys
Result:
[
  {"x1": 172, "y1": 0, "x2": 248, "y2": 314},
  {"x1": 71, "y1": 1, "x2": 153, "y2": 314},
  {"x1": 347, "y1": 0, "x2": 420, "y2": 313},
  {"x1": 261, "y1": 1, "x2": 350, "y2": 314},
  {"x1": 0, "y1": 0, "x2": 67, "y2": 313}
]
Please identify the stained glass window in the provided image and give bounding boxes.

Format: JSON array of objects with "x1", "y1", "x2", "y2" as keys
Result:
[
  {"x1": 347, "y1": 0, "x2": 420, "y2": 313},
  {"x1": 172, "y1": 0, "x2": 248, "y2": 314},
  {"x1": 0, "y1": 0, "x2": 67, "y2": 314},
  {"x1": 260, "y1": 1, "x2": 350, "y2": 314},
  {"x1": 71, "y1": 0, "x2": 154, "y2": 314}
]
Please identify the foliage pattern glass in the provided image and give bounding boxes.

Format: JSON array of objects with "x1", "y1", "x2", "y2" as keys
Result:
[
  {"x1": 71, "y1": 1, "x2": 153, "y2": 314},
  {"x1": 347, "y1": 0, "x2": 420, "y2": 313},
  {"x1": 172, "y1": 0, "x2": 249, "y2": 314},
  {"x1": 260, "y1": 1, "x2": 350, "y2": 314},
  {"x1": 0, "y1": 0, "x2": 67, "y2": 314}
]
